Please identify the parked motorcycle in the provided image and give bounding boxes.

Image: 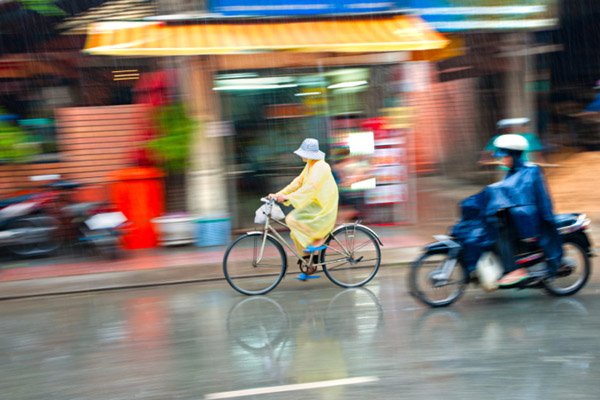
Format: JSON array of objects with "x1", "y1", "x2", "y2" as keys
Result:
[
  {"x1": 409, "y1": 213, "x2": 594, "y2": 307},
  {"x1": 0, "y1": 194, "x2": 61, "y2": 258},
  {"x1": 39, "y1": 181, "x2": 128, "y2": 260}
]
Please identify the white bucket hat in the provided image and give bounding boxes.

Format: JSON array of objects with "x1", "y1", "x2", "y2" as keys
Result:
[
  {"x1": 294, "y1": 138, "x2": 325, "y2": 160},
  {"x1": 493, "y1": 134, "x2": 528, "y2": 157}
]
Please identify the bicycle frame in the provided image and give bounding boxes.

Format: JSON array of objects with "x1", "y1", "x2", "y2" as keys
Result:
[{"x1": 252, "y1": 211, "x2": 354, "y2": 269}]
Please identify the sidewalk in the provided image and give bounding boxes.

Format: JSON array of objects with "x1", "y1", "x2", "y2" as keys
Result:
[
  {"x1": 0, "y1": 224, "x2": 436, "y2": 299},
  {"x1": 2, "y1": 164, "x2": 598, "y2": 299},
  {"x1": 1, "y1": 216, "x2": 597, "y2": 300}
]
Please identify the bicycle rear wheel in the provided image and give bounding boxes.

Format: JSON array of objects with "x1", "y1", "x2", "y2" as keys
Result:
[
  {"x1": 223, "y1": 233, "x2": 287, "y2": 295},
  {"x1": 321, "y1": 225, "x2": 381, "y2": 288}
]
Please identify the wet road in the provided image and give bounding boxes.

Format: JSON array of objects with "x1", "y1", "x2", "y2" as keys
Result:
[{"x1": 1, "y1": 266, "x2": 600, "y2": 400}]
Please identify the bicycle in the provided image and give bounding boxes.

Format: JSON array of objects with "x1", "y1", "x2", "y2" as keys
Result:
[{"x1": 223, "y1": 197, "x2": 384, "y2": 295}]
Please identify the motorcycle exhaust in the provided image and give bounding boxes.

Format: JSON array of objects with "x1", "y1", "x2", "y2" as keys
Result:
[{"x1": 0, "y1": 226, "x2": 57, "y2": 245}]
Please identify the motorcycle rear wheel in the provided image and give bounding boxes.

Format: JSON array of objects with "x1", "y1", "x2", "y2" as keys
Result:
[
  {"x1": 409, "y1": 252, "x2": 468, "y2": 307},
  {"x1": 543, "y1": 239, "x2": 590, "y2": 296}
]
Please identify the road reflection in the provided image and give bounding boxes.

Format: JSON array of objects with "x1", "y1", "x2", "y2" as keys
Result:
[
  {"x1": 225, "y1": 287, "x2": 384, "y2": 395},
  {"x1": 410, "y1": 296, "x2": 597, "y2": 399}
]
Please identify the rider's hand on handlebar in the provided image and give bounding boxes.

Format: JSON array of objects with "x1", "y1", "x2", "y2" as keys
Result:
[{"x1": 268, "y1": 193, "x2": 288, "y2": 203}]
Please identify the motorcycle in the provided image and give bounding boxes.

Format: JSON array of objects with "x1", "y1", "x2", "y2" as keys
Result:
[
  {"x1": 39, "y1": 181, "x2": 128, "y2": 260},
  {"x1": 409, "y1": 212, "x2": 594, "y2": 307},
  {"x1": 0, "y1": 194, "x2": 61, "y2": 258}
]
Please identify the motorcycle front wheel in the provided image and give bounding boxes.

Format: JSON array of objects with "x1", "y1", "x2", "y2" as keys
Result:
[{"x1": 409, "y1": 252, "x2": 468, "y2": 307}]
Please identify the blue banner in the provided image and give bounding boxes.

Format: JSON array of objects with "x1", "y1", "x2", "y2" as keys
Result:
[
  {"x1": 400, "y1": 0, "x2": 558, "y2": 31},
  {"x1": 209, "y1": 0, "x2": 558, "y2": 31},
  {"x1": 209, "y1": 0, "x2": 395, "y2": 15}
]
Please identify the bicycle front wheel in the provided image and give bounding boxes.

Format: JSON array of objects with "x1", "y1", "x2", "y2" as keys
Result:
[
  {"x1": 223, "y1": 233, "x2": 287, "y2": 295},
  {"x1": 321, "y1": 226, "x2": 381, "y2": 288}
]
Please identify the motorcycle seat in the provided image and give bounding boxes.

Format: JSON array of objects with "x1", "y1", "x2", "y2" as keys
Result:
[
  {"x1": 520, "y1": 237, "x2": 538, "y2": 243},
  {"x1": 554, "y1": 213, "x2": 579, "y2": 229},
  {"x1": 62, "y1": 202, "x2": 103, "y2": 217},
  {"x1": 0, "y1": 194, "x2": 32, "y2": 208},
  {"x1": 517, "y1": 214, "x2": 580, "y2": 244},
  {"x1": 44, "y1": 181, "x2": 81, "y2": 190}
]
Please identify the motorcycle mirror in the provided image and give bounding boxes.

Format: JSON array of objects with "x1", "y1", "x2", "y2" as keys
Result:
[{"x1": 30, "y1": 174, "x2": 61, "y2": 182}]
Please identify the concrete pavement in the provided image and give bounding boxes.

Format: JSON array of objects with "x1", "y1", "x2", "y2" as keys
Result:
[
  {"x1": 1, "y1": 218, "x2": 598, "y2": 300},
  {"x1": 0, "y1": 228, "x2": 428, "y2": 299}
]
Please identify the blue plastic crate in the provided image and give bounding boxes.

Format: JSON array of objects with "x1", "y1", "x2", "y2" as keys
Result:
[{"x1": 194, "y1": 215, "x2": 231, "y2": 247}]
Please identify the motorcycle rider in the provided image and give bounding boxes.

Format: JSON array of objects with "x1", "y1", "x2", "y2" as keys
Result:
[
  {"x1": 490, "y1": 134, "x2": 563, "y2": 285},
  {"x1": 452, "y1": 134, "x2": 563, "y2": 286}
]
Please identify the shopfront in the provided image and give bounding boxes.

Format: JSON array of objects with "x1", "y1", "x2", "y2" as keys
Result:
[
  {"x1": 82, "y1": 11, "x2": 447, "y2": 228},
  {"x1": 215, "y1": 65, "x2": 416, "y2": 227}
]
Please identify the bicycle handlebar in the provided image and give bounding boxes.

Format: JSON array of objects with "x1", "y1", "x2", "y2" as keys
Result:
[{"x1": 261, "y1": 197, "x2": 275, "y2": 204}]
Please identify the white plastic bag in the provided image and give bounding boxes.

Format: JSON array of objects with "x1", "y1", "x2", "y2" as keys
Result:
[
  {"x1": 254, "y1": 203, "x2": 285, "y2": 224},
  {"x1": 476, "y1": 251, "x2": 504, "y2": 292}
]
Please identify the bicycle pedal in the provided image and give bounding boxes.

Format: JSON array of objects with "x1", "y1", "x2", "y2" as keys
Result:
[
  {"x1": 296, "y1": 273, "x2": 320, "y2": 280},
  {"x1": 354, "y1": 256, "x2": 364, "y2": 264}
]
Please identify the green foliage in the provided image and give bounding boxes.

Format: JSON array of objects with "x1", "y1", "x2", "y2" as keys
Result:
[
  {"x1": 147, "y1": 103, "x2": 196, "y2": 173},
  {"x1": 17, "y1": 0, "x2": 66, "y2": 16},
  {"x1": 0, "y1": 112, "x2": 39, "y2": 163}
]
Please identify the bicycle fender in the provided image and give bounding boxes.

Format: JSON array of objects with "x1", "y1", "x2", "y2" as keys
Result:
[
  {"x1": 336, "y1": 224, "x2": 384, "y2": 247},
  {"x1": 245, "y1": 231, "x2": 281, "y2": 243}
]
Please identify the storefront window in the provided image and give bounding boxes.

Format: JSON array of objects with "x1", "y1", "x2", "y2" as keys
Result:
[
  {"x1": 217, "y1": 65, "x2": 410, "y2": 228},
  {"x1": 18, "y1": 118, "x2": 59, "y2": 162}
]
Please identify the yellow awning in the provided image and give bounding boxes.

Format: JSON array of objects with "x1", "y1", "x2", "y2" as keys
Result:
[{"x1": 83, "y1": 15, "x2": 448, "y2": 56}]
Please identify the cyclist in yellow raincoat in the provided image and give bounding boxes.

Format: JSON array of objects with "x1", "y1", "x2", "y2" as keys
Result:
[{"x1": 269, "y1": 138, "x2": 339, "y2": 275}]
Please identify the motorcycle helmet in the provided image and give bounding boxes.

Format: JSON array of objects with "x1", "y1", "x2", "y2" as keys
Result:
[{"x1": 492, "y1": 134, "x2": 528, "y2": 157}]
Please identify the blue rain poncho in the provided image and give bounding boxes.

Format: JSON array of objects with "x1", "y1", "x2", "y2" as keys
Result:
[{"x1": 451, "y1": 158, "x2": 562, "y2": 273}]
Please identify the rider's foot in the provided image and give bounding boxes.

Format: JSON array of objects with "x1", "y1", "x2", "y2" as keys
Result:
[
  {"x1": 296, "y1": 272, "x2": 321, "y2": 281},
  {"x1": 303, "y1": 244, "x2": 327, "y2": 253},
  {"x1": 303, "y1": 238, "x2": 327, "y2": 253},
  {"x1": 498, "y1": 268, "x2": 530, "y2": 286},
  {"x1": 312, "y1": 238, "x2": 326, "y2": 247}
]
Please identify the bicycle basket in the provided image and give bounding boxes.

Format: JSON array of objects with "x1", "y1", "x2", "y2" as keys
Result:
[{"x1": 254, "y1": 203, "x2": 285, "y2": 224}]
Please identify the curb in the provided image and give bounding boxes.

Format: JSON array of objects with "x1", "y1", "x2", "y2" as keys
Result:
[{"x1": 0, "y1": 246, "x2": 422, "y2": 300}]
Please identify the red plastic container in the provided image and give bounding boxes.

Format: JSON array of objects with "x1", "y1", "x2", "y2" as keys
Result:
[{"x1": 109, "y1": 167, "x2": 165, "y2": 249}]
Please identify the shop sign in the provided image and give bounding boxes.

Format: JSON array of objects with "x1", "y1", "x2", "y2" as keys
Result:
[
  {"x1": 210, "y1": 0, "x2": 558, "y2": 31},
  {"x1": 205, "y1": 121, "x2": 234, "y2": 137},
  {"x1": 397, "y1": 0, "x2": 558, "y2": 31},
  {"x1": 264, "y1": 103, "x2": 309, "y2": 119},
  {"x1": 209, "y1": 0, "x2": 394, "y2": 15},
  {"x1": 365, "y1": 183, "x2": 408, "y2": 204}
]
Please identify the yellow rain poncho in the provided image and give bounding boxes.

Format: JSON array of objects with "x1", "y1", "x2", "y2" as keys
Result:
[{"x1": 277, "y1": 160, "x2": 339, "y2": 251}]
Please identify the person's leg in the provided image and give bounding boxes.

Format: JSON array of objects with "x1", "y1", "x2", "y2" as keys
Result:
[
  {"x1": 539, "y1": 220, "x2": 563, "y2": 279},
  {"x1": 287, "y1": 211, "x2": 326, "y2": 250},
  {"x1": 286, "y1": 213, "x2": 310, "y2": 252},
  {"x1": 290, "y1": 231, "x2": 320, "y2": 279},
  {"x1": 309, "y1": 237, "x2": 327, "y2": 247},
  {"x1": 496, "y1": 214, "x2": 529, "y2": 285},
  {"x1": 290, "y1": 231, "x2": 305, "y2": 254}
]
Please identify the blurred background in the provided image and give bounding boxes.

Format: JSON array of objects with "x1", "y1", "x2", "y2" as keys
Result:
[{"x1": 1, "y1": 0, "x2": 600, "y2": 266}]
